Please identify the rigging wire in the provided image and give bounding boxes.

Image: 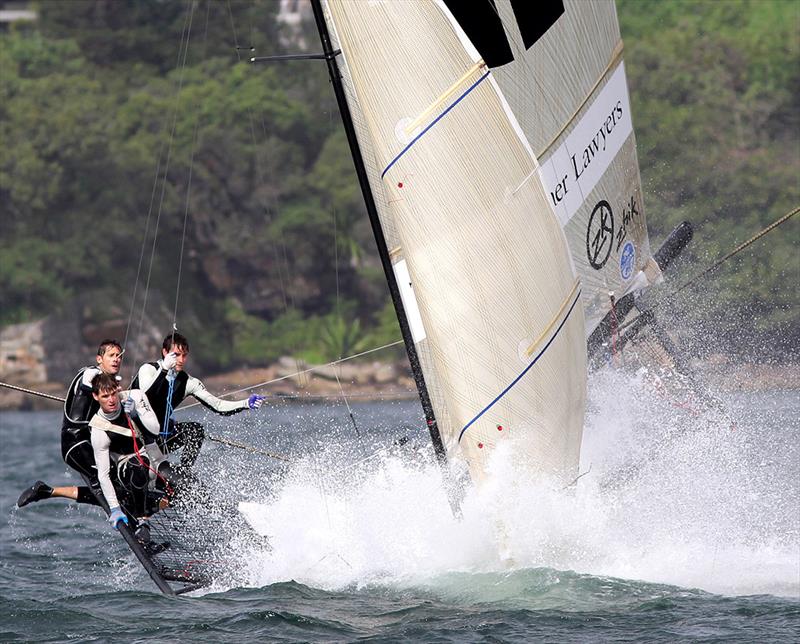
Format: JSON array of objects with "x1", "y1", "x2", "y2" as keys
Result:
[
  {"x1": 228, "y1": 0, "x2": 309, "y2": 388},
  {"x1": 175, "y1": 339, "x2": 404, "y2": 410},
  {"x1": 134, "y1": 0, "x2": 197, "y2": 355},
  {"x1": 171, "y1": 0, "x2": 212, "y2": 333},
  {"x1": 116, "y1": 0, "x2": 200, "y2": 404},
  {"x1": 123, "y1": 1, "x2": 195, "y2": 366},
  {"x1": 326, "y1": 88, "x2": 361, "y2": 439},
  {"x1": 122, "y1": 153, "x2": 164, "y2": 354}
]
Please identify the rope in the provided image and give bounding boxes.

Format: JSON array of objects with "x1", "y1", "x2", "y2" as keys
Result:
[
  {"x1": 334, "y1": 368, "x2": 360, "y2": 438},
  {"x1": 200, "y1": 435, "x2": 290, "y2": 462},
  {"x1": 0, "y1": 381, "x2": 64, "y2": 402},
  {"x1": 621, "y1": 205, "x2": 798, "y2": 331},
  {"x1": 162, "y1": 374, "x2": 176, "y2": 439}
]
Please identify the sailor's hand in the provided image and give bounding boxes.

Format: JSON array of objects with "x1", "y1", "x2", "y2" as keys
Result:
[
  {"x1": 81, "y1": 367, "x2": 102, "y2": 388},
  {"x1": 122, "y1": 396, "x2": 137, "y2": 416},
  {"x1": 162, "y1": 352, "x2": 178, "y2": 371},
  {"x1": 108, "y1": 507, "x2": 128, "y2": 530},
  {"x1": 248, "y1": 394, "x2": 266, "y2": 410}
]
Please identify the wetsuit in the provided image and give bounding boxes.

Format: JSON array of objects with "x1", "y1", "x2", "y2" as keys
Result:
[
  {"x1": 89, "y1": 390, "x2": 164, "y2": 517},
  {"x1": 133, "y1": 360, "x2": 249, "y2": 468},
  {"x1": 60, "y1": 367, "x2": 105, "y2": 506}
]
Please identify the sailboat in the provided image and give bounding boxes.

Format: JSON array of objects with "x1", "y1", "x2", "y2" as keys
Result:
[
  {"x1": 306, "y1": 0, "x2": 689, "y2": 497},
  {"x1": 101, "y1": 0, "x2": 696, "y2": 595}
]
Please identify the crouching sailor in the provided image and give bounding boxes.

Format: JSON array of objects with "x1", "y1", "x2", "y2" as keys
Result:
[
  {"x1": 17, "y1": 339, "x2": 124, "y2": 509},
  {"x1": 88, "y1": 373, "x2": 168, "y2": 528},
  {"x1": 133, "y1": 332, "x2": 265, "y2": 470}
]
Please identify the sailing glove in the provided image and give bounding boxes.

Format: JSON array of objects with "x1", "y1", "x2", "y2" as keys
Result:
[
  {"x1": 248, "y1": 394, "x2": 266, "y2": 410},
  {"x1": 122, "y1": 396, "x2": 136, "y2": 416},
  {"x1": 162, "y1": 352, "x2": 178, "y2": 371},
  {"x1": 108, "y1": 507, "x2": 128, "y2": 530}
]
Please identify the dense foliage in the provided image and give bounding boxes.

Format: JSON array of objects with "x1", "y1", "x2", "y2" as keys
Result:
[
  {"x1": 1, "y1": 0, "x2": 797, "y2": 369},
  {"x1": 618, "y1": 0, "x2": 799, "y2": 360}
]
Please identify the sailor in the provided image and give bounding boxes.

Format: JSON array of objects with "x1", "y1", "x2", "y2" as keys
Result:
[
  {"x1": 17, "y1": 339, "x2": 124, "y2": 509},
  {"x1": 132, "y1": 332, "x2": 265, "y2": 470},
  {"x1": 88, "y1": 372, "x2": 166, "y2": 528}
]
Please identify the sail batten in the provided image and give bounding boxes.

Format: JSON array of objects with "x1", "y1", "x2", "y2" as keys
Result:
[
  {"x1": 380, "y1": 70, "x2": 491, "y2": 179},
  {"x1": 458, "y1": 285, "x2": 583, "y2": 444}
]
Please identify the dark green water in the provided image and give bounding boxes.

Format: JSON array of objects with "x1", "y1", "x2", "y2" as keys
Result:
[{"x1": 2, "y1": 386, "x2": 798, "y2": 642}]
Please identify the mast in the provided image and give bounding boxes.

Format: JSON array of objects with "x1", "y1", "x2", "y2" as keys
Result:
[{"x1": 309, "y1": 0, "x2": 453, "y2": 485}]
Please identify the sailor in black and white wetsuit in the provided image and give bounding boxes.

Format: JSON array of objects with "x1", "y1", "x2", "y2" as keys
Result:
[
  {"x1": 17, "y1": 340, "x2": 124, "y2": 509},
  {"x1": 89, "y1": 372, "x2": 165, "y2": 527},
  {"x1": 132, "y1": 332, "x2": 265, "y2": 469}
]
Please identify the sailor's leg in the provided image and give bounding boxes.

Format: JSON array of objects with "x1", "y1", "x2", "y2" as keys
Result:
[
  {"x1": 18, "y1": 435, "x2": 102, "y2": 508},
  {"x1": 62, "y1": 439, "x2": 104, "y2": 508},
  {"x1": 162, "y1": 422, "x2": 205, "y2": 469},
  {"x1": 17, "y1": 481, "x2": 101, "y2": 507}
]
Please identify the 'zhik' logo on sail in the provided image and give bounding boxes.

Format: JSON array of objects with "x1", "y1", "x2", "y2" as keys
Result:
[{"x1": 586, "y1": 200, "x2": 614, "y2": 269}]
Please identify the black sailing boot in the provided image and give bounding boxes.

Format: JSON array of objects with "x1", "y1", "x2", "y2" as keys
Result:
[{"x1": 17, "y1": 481, "x2": 53, "y2": 508}]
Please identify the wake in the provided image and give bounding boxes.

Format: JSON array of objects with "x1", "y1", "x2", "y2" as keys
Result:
[{"x1": 209, "y1": 370, "x2": 798, "y2": 598}]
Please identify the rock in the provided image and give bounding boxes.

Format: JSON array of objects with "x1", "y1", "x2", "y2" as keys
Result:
[
  {"x1": 82, "y1": 318, "x2": 128, "y2": 347},
  {"x1": 0, "y1": 320, "x2": 47, "y2": 384}
]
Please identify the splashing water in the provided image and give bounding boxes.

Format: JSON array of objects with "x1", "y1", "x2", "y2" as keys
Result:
[{"x1": 212, "y1": 371, "x2": 797, "y2": 598}]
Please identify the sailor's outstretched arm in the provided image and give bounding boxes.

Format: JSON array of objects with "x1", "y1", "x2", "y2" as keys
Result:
[
  {"x1": 90, "y1": 428, "x2": 120, "y2": 509},
  {"x1": 184, "y1": 377, "x2": 251, "y2": 416}
]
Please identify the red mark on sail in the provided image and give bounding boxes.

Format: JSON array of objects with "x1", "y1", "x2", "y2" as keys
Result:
[{"x1": 477, "y1": 442, "x2": 483, "y2": 449}]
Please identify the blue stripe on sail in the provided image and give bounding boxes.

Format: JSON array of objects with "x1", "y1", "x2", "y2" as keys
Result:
[
  {"x1": 381, "y1": 70, "x2": 491, "y2": 179},
  {"x1": 457, "y1": 288, "x2": 583, "y2": 443}
]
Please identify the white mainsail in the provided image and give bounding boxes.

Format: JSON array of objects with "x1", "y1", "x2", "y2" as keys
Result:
[{"x1": 322, "y1": 0, "x2": 586, "y2": 486}]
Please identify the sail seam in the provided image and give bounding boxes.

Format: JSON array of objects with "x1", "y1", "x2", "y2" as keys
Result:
[
  {"x1": 381, "y1": 70, "x2": 491, "y2": 179},
  {"x1": 457, "y1": 287, "x2": 582, "y2": 443}
]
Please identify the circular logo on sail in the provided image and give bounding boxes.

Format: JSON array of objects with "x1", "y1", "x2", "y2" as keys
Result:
[
  {"x1": 620, "y1": 240, "x2": 636, "y2": 280},
  {"x1": 586, "y1": 200, "x2": 614, "y2": 270}
]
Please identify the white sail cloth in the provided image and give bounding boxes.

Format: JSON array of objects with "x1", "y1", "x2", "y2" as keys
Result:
[{"x1": 324, "y1": 0, "x2": 586, "y2": 485}]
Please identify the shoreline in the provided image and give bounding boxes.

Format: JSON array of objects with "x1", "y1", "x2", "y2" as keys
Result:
[{"x1": 1, "y1": 360, "x2": 798, "y2": 412}]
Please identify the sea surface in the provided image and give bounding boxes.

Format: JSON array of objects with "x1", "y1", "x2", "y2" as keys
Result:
[{"x1": 1, "y1": 374, "x2": 798, "y2": 642}]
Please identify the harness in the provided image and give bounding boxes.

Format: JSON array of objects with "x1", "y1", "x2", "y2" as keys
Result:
[{"x1": 89, "y1": 412, "x2": 173, "y2": 503}]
